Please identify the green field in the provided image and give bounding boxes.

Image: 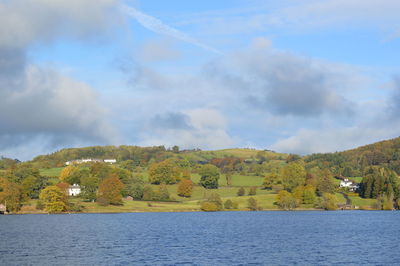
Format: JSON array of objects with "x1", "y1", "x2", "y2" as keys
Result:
[
  {"x1": 40, "y1": 167, "x2": 64, "y2": 177},
  {"x1": 31, "y1": 166, "x2": 377, "y2": 213}
]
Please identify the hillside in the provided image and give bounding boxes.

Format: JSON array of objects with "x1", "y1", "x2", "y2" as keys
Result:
[
  {"x1": 30, "y1": 145, "x2": 287, "y2": 168},
  {"x1": 305, "y1": 137, "x2": 400, "y2": 176}
]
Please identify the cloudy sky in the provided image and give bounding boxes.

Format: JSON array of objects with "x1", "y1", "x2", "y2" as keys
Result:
[{"x1": 1, "y1": 0, "x2": 400, "y2": 160}]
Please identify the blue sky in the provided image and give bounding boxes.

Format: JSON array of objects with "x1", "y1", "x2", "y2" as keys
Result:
[{"x1": 1, "y1": 0, "x2": 400, "y2": 160}]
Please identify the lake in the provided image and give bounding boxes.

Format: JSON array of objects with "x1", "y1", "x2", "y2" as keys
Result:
[{"x1": 1, "y1": 211, "x2": 399, "y2": 265}]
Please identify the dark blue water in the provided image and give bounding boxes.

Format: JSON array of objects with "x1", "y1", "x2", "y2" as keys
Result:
[{"x1": 0, "y1": 211, "x2": 399, "y2": 265}]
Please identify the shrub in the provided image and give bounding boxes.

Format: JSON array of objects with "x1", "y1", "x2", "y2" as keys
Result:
[
  {"x1": 200, "y1": 202, "x2": 219, "y2": 212},
  {"x1": 237, "y1": 187, "x2": 245, "y2": 196},
  {"x1": 248, "y1": 187, "x2": 257, "y2": 196},
  {"x1": 224, "y1": 199, "x2": 233, "y2": 209},
  {"x1": 247, "y1": 197, "x2": 258, "y2": 211}
]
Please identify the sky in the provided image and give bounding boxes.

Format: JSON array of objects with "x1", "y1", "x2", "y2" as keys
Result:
[{"x1": 1, "y1": 0, "x2": 400, "y2": 160}]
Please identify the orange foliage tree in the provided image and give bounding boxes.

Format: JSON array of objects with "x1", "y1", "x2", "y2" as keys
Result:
[
  {"x1": 97, "y1": 174, "x2": 124, "y2": 206},
  {"x1": 177, "y1": 179, "x2": 193, "y2": 197}
]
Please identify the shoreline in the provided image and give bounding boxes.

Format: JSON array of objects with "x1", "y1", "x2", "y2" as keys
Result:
[{"x1": 7, "y1": 208, "x2": 379, "y2": 215}]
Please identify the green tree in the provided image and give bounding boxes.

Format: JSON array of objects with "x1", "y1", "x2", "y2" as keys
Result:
[
  {"x1": 201, "y1": 192, "x2": 223, "y2": 211},
  {"x1": 247, "y1": 197, "x2": 259, "y2": 211},
  {"x1": 158, "y1": 184, "x2": 170, "y2": 201},
  {"x1": 276, "y1": 190, "x2": 298, "y2": 210},
  {"x1": 281, "y1": 162, "x2": 306, "y2": 191},
  {"x1": 39, "y1": 186, "x2": 67, "y2": 213},
  {"x1": 97, "y1": 175, "x2": 124, "y2": 206},
  {"x1": 199, "y1": 164, "x2": 220, "y2": 189},
  {"x1": 316, "y1": 169, "x2": 335, "y2": 196},
  {"x1": 224, "y1": 199, "x2": 234, "y2": 209},
  {"x1": 80, "y1": 176, "x2": 100, "y2": 202},
  {"x1": 142, "y1": 186, "x2": 155, "y2": 201},
  {"x1": 248, "y1": 186, "x2": 257, "y2": 196},
  {"x1": 237, "y1": 187, "x2": 245, "y2": 196},
  {"x1": 177, "y1": 179, "x2": 193, "y2": 197}
]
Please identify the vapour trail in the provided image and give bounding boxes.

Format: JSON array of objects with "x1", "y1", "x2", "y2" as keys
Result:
[{"x1": 121, "y1": 5, "x2": 222, "y2": 55}]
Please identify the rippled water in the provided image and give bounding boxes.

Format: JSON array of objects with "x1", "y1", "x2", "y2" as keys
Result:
[{"x1": 1, "y1": 211, "x2": 399, "y2": 265}]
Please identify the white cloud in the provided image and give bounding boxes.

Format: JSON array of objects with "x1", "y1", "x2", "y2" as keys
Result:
[{"x1": 139, "y1": 109, "x2": 236, "y2": 150}]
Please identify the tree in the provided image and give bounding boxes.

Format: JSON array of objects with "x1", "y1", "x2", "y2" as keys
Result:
[
  {"x1": 142, "y1": 186, "x2": 155, "y2": 201},
  {"x1": 21, "y1": 175, "x2": 49, "y2": 199},
  {"x1": 59, "y1": 166, "x2": 79, "y2": 182},
  {"x1": 318, "y1": 193, "x2": 338, "y2": 210},
  {"x1": 316, "y1": 169, "x2": 335, "y2": 196},
  {"x1": 293, "y1": 185, "x2": 316, "y2": 205},
  {"x1": 158, "y1": 184, "x2": 170, "y2": 201},
  {"x1": 224, "y1": 199, "x2": 234, "y2": 209},
  {"x1": 0, "y1": 178, "x2": 24, "y2": 212},
  {"x1": 201, "y1": 192, "x2": 223, "y2": 211},
  {"x1": 177, "y1": 179, "x2": 193, "y2": 197},
  {"x1": 237, "y1": 187, "x2": 245, "y2": 196},
  {"x1": 148, "y1": 159, "x2": 181, "y2": 184},
  {"x1": 247, "y1": 197, "x2": 259, "y2": 211},
  {"x1": 281, "y1": 162, "x2": 306, "y2": 191},
  {"x1": 39, "y1": 186, "x2": 67, "y2": 213},
  {"x1": 199, "y1": 164, "x2": 220, "y2": 189},
  {"x1": 97, "y1": 175, "x2": 124, "y2": 206},
  {"x1": 80, "y1": 176, "x2": 100, "y2": 201},
  {"x1": 262, "y1": 172, "x2": 280, "y2": 190},
  {"x1": 248, "y1": 187, "x2": 257, "y2": 196},
  {"x1": 225, "y1": 173, "x2": 233, "y2": 186},
  {"x1": 276, "y1": 190, "x2": 298, "y2": 210}
]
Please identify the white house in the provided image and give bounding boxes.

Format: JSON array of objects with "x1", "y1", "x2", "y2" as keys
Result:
[
  {"x1": 68, "y1": 184, "x2": 81, "y2": 196},
  {"x1": 65, "y1": 158, "x2": 116, "y2": 166},
  {"x1": 340, "y1": 179, "x2": 359, "y2": 192}
]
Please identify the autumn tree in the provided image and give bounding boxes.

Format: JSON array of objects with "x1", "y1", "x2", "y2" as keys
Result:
[
  {"x1": 177, "y1": 179, "x2": 193, "y2": 197},
  {"x1": 317, "y1": 193, "x2": 338, "y2": 210},
  {"x1": 199, "y1": 164, "x2": 220, "y2": 189},
  {"x1": 0, "y1": 178, "x2": 24, "y2": 212},
  {"x1": 59, "y1": 166, "x2": 79, "y2": 182},
  {"x1": 148, "y1": 159, "x2": 181, "y2": 184},
  {"x1": 39, "y1": 186, "x2": 68, "y2": 213},
  {"x1": 276, "y1": 190, "x2": 298, "y2": 210},
  {"x1": 262, "y1": 172, "x2": 280, "y2": 190},
  {"x1": 281, "y1": 162, "x2": 306, "y2": 191},
  {"x1": 97, "y1": 175, "x2": 124, "y2": 206}
]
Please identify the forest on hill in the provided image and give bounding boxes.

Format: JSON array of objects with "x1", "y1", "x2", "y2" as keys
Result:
[{"x1": 0, "y1": 137, "x2": 399, "y2": 214}]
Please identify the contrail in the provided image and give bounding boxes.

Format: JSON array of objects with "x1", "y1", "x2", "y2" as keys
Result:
[{"x1": 121, "y1": 5, "x2": 222, "y2": 55}]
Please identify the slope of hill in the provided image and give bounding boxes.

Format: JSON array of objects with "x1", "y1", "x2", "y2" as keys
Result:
[{"x1": 305, "y1": 137, "x2": 400, "y2": 175}]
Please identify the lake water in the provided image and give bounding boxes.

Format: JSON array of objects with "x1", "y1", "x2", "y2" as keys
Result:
[{"x1": 0, "y1": 211, "x2": 399, "y2": 265}]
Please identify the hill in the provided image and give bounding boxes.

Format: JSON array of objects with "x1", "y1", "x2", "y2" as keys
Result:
[{"x1": 305, "y1": 137, "x2": 400, "y2": 176}]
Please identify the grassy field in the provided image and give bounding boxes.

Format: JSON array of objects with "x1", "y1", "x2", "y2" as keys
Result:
[
  {"x1": 40, "y1": 167, "x2": 64, "y2": 177},
  {"x1": 32, "y1": 166, "x2": 377, "y2": 213}
]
